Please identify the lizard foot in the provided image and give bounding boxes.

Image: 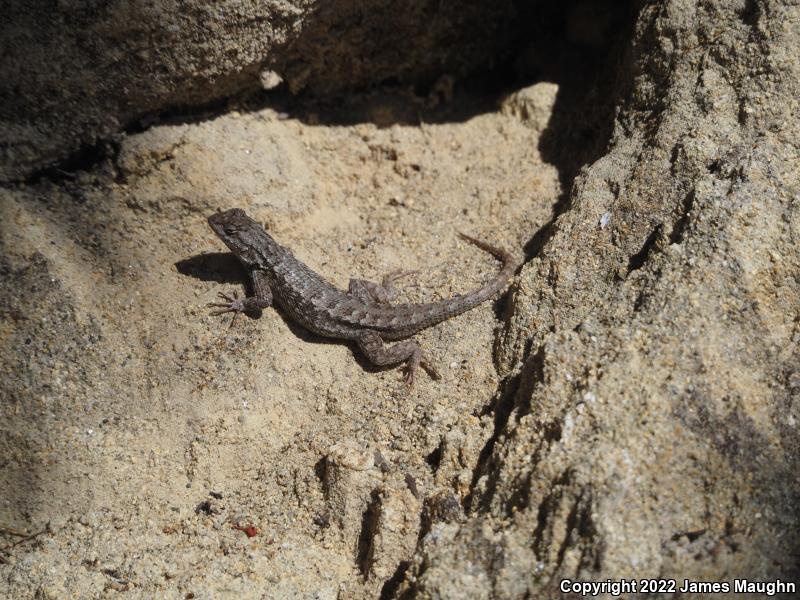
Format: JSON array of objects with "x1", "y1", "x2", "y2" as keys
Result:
[
  {"x1": 382, "y1": 269, "x2": 419, "y2": 287},
  {"x1": 402, "y1": 350, "x2": 439, "y2": 387},
  {"x1": 421, "y1": 356, "x2": 441, "y2": 381},
  {"x1": 207, "y1": 291, "x2": 246, "y2": 327},
  {"x1": 402, "y1": 365, "x2": 417, "y2": 387}
]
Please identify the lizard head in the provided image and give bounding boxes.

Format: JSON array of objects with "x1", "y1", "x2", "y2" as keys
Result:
[
  {"x1": 208, "y1": 207, "x2": 250, "y2": 232},
  {"x1": 208, "y1": 208, "x2": 268, "y2": 267}
]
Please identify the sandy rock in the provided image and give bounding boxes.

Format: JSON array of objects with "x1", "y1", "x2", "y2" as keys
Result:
[
  {"x1": 1, "y1": 1, "x2": 797, "y2": 598},
  {"x1": 404, "y1": 0, "x2": 800, "y2": 596}
]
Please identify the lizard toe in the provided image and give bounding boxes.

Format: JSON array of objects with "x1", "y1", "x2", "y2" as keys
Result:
[
  {"x1": 403, "y1": 365, "x2": 417, "y2": 387},
  {"x1": 208, "y1": 291, "x2": 246, "y2": 316},
  {"x1": 421, "y1": 355, "x2": 440, "y2": 380}
]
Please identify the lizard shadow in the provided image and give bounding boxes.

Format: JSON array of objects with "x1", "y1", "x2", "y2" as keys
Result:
[
  {"x1": 175, "y1": 252, "x2": 247, "y2": 284},
  {"x1": 278, "y1": 317, "x2": 393, "y2": 376}
]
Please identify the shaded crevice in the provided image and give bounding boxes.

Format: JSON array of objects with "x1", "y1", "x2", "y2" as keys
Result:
[
  {"x1": 736, "y1": 0, "x2": 760, "y2": 29},
  {"x1": 380, "y1": 560, "x2": 411, "y2": 600},
  {"x1": 465, "y1": 371, "x2": 522, "y2": 512},
  {"x1": 123, "y1": 83, "x2": 291, "y2": 135},
  {"x1": 418, "y1": 491, "x2": 464, "y2": 543},
  {"x1": 669, "y1": 189, "x2": 695, "y2": 244},
  {"x1": 356, "y1": 490, "x2": 382, "y2": 578},
  {"x1": 556, "y1": 488, "x2": 596, "y2": 571},
  {"x1": 555, "y1": 496, "x2": 580, "y2": 568},
  {"x1": 15, "y1": 139, "x2": 120, "y2": 188},
  {"x1": 424, "y1": 441, "x2": 443, "y2": 473},
  {"x1": 525, "y1": 0, "x2": 638, "y2": 260},
  {"x1": 514, "y1": 345, "x2": 547, "y2": 420},
  {"x1": 627, "y1": 223, "x2": 663, "y2": 273},
  {"x1": 467, "y1": 344, "x2": 546, "y2": 513},
  {"x1": 531, "y1": 470, "x2": 572, "y2": 558}
]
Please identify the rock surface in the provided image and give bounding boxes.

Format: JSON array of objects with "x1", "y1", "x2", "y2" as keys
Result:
[
  {"x1": 0, "y1": 87, "x2": 556, "y2": 598},
  {"x1": 403, "y1": 0, "x2": 800, "y2": 596},
  {"x1": 1, "y1": 0, "x2": 798, "y2": 598},
  {"x1": 0, "y1": 0, "x2": 517, "y2": 181}
]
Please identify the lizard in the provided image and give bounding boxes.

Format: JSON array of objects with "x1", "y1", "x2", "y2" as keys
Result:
[{"x1": 207, "y1": 208, "x2": 521, "y2": 385}]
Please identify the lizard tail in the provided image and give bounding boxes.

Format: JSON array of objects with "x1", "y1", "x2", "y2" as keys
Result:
[
  {"x1": 453, "y1": 232, "x2": 521, "y2": 307},
  {"x1": 371, "y1": 233, "x2": 522, "y2": 340},
  {"x1": 457, "y1": 232, "x2": 516, "y2": 266}
]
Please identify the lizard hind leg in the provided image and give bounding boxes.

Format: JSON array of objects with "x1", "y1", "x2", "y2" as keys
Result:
[
  {"x1": 356, "y1": 330, "x2": 437, "y2": 386},
  {"x1": 347, "y1": 270, "x2": 418, "y2": 304}
]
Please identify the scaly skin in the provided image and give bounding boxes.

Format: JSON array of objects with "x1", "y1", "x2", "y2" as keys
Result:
[{"x1": 208, "y1": 208, "x2": 520, "y2": 385}]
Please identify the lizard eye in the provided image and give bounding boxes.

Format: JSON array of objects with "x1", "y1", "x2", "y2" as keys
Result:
[{"x1": 224, "y1": 225, "x2": 238, "y2": 235}]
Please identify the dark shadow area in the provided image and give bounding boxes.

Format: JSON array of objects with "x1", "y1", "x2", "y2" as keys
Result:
[
  {"x1": 20, "y1": 139, "x2": 120, "y2": 187},
  {"x1": 674, "y1": 390, "x2": 800, "y2": 577},
  {"x1": 523, "y1": 1, "x2": 638, "y2": 259},
  {"x1": 380, "y1": 560, "x2": 411, "y2": 600},
  {"x1": 0, "y1": 253, "x2": 107, "y2": 534},
  {"x1": 356, "y1": 490, "x2": 382, "y2": 578},
  {"x1": 627, "y1": 222, "x2": 663, "y2": 273},
  {"x1": 424, "y1": 440, "x2": 443, "y2": 472},
  {"x1": 175, "y1": 253, "x2": 247, "y2": 284},
  {"x1": 177, "y1": 252, "x2": 269, "y2": 320}
]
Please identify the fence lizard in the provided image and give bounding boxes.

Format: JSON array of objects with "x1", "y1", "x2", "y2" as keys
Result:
[{"x1": 208, "y1": 208, "x2": 520, "y2": 385}]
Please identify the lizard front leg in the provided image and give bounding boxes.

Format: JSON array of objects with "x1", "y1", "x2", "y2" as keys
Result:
[
  {"x1": 356, "y1": 330, "x2": 438, "y2": 386},
  {"x1": 209, "y1": 269, "x2": 273, "y2": 322}
]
